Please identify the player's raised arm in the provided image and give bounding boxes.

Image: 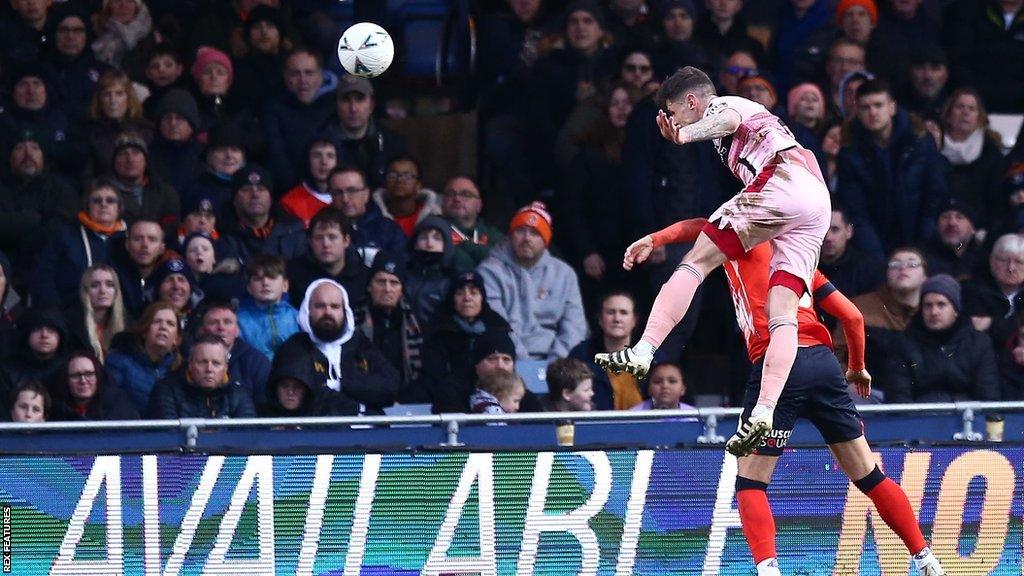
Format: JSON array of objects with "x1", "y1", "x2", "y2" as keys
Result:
[
  {"x1": 815, "y1": 275, "x2": 870, "y2": 398},
  {"x1": 623, "y1": 218, "x2": 709, "y2": 270},
  {"x1": 657, "y1": 106, "x2": 741, "y2": 146}
]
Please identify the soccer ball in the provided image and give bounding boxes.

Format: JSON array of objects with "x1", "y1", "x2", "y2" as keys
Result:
[{"x1": 337, "y1": 22, "x2": 395, "y2": 78}]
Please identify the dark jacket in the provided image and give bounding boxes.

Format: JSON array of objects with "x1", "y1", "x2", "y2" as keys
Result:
[
  {"x1": 0, "y1": 308, "x2": 69, "y2": 395},
  {"x1": 0, "y1": 171, "x2": 78, "y2": 287},
  {"x1": 43, "y1": 50, "x2": 108, "y2": 124},
  {"x1": 405, "y1": 216, "x2": 455, "y2": 325},
  {"x1": 54, "y1": 381, "x2": 139, "y2": 421},
  {"x1": 148, "y1": 135, "x2": 205, "y2": 197},
  {"x1": 818, "y1": 247, "x2": 886, "y2": 300},
  {"x1": 352, "y1": 201, "x2": 407, "y2": 258},
  {"x1": 228, "y1": 338, "x2": 272, "y2": 406},
  {"x1": 622, "y1": 97, "x2": 732, "y2": 239},
  {"x1": 568, "y1": 336, "x2": 621, "y2": 412},
  {"x1": 918, "y1": 234, "x2": 986, "y2": 281},
  {"x1": 769, "y1": 0, "x2": 834, "y2": 91},
  {"x1": 945, "y1": 138, "x2": 1007, "y2": 231},
  {"x1": 0, "y1": 98, "x2": 72, "y2": 170},
  {"x1": 180, "y1": 170, "x2": 235, "y2": 221},
  {"x1": 997, "y1": 326, "x2": 1024, "y2": 401},
  {"x1": 147, "y1": 369, "x2": 257, "y2": 419},
  {"x1": 31, "y1": 222, "x2": 124, "y2": 310},
  {"x1": 318, "y1": 117, "x2": 408, "y2": 189},
  {"x1": 219, "y1": 208, "x2": 308, "y2": 264},
  {"x1": 837, "y1": 110, "x2": 949, "y2": 256},
  {"x1": 884, "y1": 315, "x2": 1001, "y2": 403},
  {"x1": 420, "y1": 308, "x2": 512, "y2": 413},
  {"x1": 560, "y1": 145, "x2": 632, "y2": 269},
  {"x1": 74, "y1": 117, "x2": 153, "y2": 176},
  {"x1": 358, "y1": 300, "x2": 425, "y2": 401},
  {"x1": 944, "y1": 1, "x2": 1024, "y2": 113},
  {"x1": 286, "y1": 250, "x2": 370, "y2": 311},
  {"x1": 259, "y1": 344, "x2": 359, "y2": 417},
  {"x1": 262, "y1": 90, "x2": 335, "y2": 191},
  {"x1": 115, "y1": 176, "x2": 180, "y2": 228},
  {"x1": 272, "y1": 330, "x2": 399, "y2": 415}
]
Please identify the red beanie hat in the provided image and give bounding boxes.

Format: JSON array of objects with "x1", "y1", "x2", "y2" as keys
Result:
[
  {"x1": 509, "y1": 201, "x2": 553, "y2": 247},
  {"x1": 836, "y1": 0, "x2": 878, "y2": 25},
  {"x1": 191, "y1": 46, "x2": 234, "y2": 84}
]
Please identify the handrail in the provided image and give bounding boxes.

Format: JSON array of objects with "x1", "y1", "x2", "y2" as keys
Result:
[{"x1": 0, "y1": 401, "x2": 1020, "y2": 433}]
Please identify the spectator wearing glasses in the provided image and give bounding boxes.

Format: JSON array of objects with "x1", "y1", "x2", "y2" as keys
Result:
[
  {"x1": 371, "y1": 155, "x2": 441, "y2": 238},
  {"x1": 617, "y1": 49, "x2": 656, "y2": 93},
  {"x1": 834, "y1": 247, "x2": 927, "y2": 397},
  {"x1": 963, "y1": 234, "x2": 1024, "y2": 339},
  {"x1": 32, "y1": 180, "x2": 127, "y2": 310},
  {"x1": 716, "y1": 48, "x2": 759, "y2": 96},
  {"x1": 328, "y1": 165, "x2": 406, "y2": 263},
  {"x1": 823, "y1": 37, "x2": 866, "y2": 118},
  {"x1": 441, "y1": 176, "x2": 504, "y2": 273},
  {"x1": 53, "y1": 351, "x2": 138, "y2": 421},
  {"x1": 43, "y1": 3, "x2": 109, "y2": 125}
]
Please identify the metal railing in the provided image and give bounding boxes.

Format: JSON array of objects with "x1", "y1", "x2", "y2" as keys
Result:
[{"x1": 0, "y1": 402, "x2": 1020, "y2": 451}]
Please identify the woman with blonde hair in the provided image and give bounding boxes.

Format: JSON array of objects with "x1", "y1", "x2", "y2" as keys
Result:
[
  {"x1": 65, "y1": 265, "x2": 127, "y2": 362},
  {"x1": 79, "y1": 68, "x2": 152, "y2": 174}
]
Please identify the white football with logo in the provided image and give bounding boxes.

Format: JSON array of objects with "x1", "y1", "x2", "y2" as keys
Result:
[{"x1": 337, "y1": 22, "x2": 395, "y2": 78}]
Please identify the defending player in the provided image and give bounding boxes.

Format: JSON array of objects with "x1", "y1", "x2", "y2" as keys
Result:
[
  {"x1": 616, "y1": 218, "x2": 946, "y2": 576},
  {"x1": 595, "y1": 67, "x2": 831, "y2": 455}
]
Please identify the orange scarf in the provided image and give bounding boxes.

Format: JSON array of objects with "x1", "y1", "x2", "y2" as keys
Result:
[{"x1": 78, "y1": 211, "x2": 127, "y2": 236}]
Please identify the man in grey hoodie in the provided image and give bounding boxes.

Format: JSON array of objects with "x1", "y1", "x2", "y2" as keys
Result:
[{"x1": 477, "y1": 201, "x2": 587, "y2": 361}]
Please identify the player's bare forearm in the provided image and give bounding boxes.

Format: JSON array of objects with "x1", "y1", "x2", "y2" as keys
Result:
[{"x1": 678, "y1": 108, "x2": 741, "y2": 144}]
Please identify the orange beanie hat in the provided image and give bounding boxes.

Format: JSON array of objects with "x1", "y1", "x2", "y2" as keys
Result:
[
  {"x1": 509, "y1": 201, "x2": 553, "y2": 247},
  {"x1": 836, "y1": 0, "x2": 878, "y2": 25}
]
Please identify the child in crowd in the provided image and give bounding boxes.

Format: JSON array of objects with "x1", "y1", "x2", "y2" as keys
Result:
[
  {"x1": 236, "y1": 254, "x2": 300, "y2": 360},
  {"x1": 9, "y1": 381, "x2": 50, "y2": 423},
  {"x1": 631, "y1": 362, "x2": 696, "y2": 411},
  {"x1": 470, "y1": 370, "x2": 526, "y2": 414},
  {"x1": 546, "y1": 357, "x2": 595, "y2": 412}
]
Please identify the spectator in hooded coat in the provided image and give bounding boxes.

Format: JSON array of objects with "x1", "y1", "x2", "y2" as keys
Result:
[
  {"x1": 0, "y1": 308, "x2": 69, "y2": 405},
  {"x1": 405, "y1": 216, "x2": 456, "y2": 325}
]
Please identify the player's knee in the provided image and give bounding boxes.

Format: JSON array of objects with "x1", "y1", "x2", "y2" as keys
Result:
[
  {"x1": 736, "y1": 475, "x2": 769, "y2": 492},
  {"x1": 853, "y1": 465, "x2": 886, "y2": 494}
]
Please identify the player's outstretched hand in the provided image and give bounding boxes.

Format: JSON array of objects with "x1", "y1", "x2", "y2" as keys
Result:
[
  {"x1": 846, "y1": 368, "x2": 872, "y2": 398},
  {"x1": 656, "y1": 109, "x2": 688, "y2": 145},
  {"x1": 623, "y1": 235, "x2": 655, "y2": 270}
]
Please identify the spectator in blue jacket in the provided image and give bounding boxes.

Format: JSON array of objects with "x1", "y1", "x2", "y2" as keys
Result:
[
  {"x1": 237, "y1": 254, "x2": 300, "y2": 360},
  {"x1": 105, "y1": 302, "x2": 182, "y2": 411},
  {"x1": 328, "y1": 165, "x2": 406, "y2": 262},
  {"x1": 837, "y1": 78, "x2": 948, "y2": 256}
]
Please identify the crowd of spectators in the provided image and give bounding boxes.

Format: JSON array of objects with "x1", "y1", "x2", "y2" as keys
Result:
[{"x1": 3, "y1": 0, "x2": 1024, "y2": 424}]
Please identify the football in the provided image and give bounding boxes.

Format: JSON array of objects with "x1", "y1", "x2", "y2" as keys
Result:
[{"x1": 337, "y1": 22, "x2": 395, "y2": 78}]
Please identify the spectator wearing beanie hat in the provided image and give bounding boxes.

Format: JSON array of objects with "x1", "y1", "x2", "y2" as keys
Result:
[
  {"x1": 110, "y1": 131, "x2": 181, "y2": 229},
  {"x1": 234, "y1": 5, "x2": 292, "y2": 105},
  {"x1": 357, "y1": 251, "x2": 426, "y2": 400},
  {"x1": 0, "y1": 62, "x2": 73, "y2": 171},
  {"x1": 884, "y1": 273, "x2": 1001, "y2": 403},
  {"x1": 219, "y1": 164, "x2": 307, "y2": 264},
  {"x1": 149, "y1": 89, "x2": 204, "y2": 195},
  {"x1": 787, "y1": 83, "x2": 827, "y2": 132},
  {"x1": 181, "y1": 122, "x2": 249, "y2": 224},
  {"x1": 919, "y1": 197, "x2": 985, "y2": 282},
  {"x1": 836, "y1": 0, "x2": 877, "y2": 45},
  {"x1": 477, "y1": 201, "x2": 586, "y2": 361},
  {"x1": 190, "y1": 45, "x2": 263, "y2": 154},
  {"x1": 145, "y1": 258, "x2": 203, "y2": 321},
  {"x1": 737, "y1": 74, "x2": 782, "y2": 116},
  {"x1": 421, "y1": 271, "x2": 515, "y2": 412},
  {"x1": 44, "y1": 2, "x2": 109, "y2": 125}
]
